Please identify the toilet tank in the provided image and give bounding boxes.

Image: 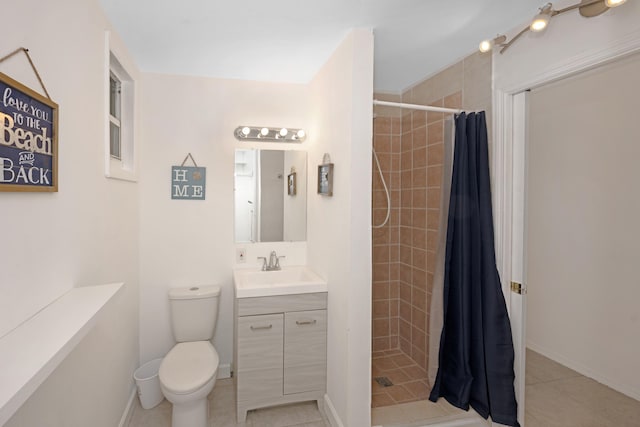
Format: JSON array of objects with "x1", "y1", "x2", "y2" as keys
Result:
[{"x1": 169, "y1": 285, "x2": 221, "y2": 342}]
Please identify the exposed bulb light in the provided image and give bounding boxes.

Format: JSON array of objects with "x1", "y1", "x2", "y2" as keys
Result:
[
  {"x1": 530, "y1": 3, "x2": 553, "y2": 32},
  {"x1": 479, "y1": 40, "x2": 492, "y2": 53},
  {"x1": 530, "y1": 15, "x2": 549, "y2": 31},
  {"x1": 605, "y1": 0, "x2": 626, "y2": 6},
  {"x1": 234, "y1": 126, "x2": 306, "y2": 143},
  {"x1": 478, "y1": 35, "x2": 507, "y2": 53}
]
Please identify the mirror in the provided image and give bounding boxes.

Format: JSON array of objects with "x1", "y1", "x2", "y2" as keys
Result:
[{"x1": 234, "y1": 149, "x2": 307, "y2": 242}]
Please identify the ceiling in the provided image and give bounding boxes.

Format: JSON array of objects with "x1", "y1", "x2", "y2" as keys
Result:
[{"x1": 98, "y1": 0, "x2": 544, "y2": 93}]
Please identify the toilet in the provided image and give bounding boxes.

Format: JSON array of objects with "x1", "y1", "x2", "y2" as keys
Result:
[{"x1": 159, "y1": 285, "x2": 221, "y2": 427}]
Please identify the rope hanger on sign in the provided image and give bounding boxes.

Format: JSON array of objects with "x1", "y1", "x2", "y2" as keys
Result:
[
  {"x1": 0, "y1": 47, "x2": 52, "y2": 100},
  {"x1": 180, "y1": 153, "x2": 199, "y2": 168}
]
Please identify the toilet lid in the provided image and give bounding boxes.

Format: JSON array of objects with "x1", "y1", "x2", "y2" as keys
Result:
[{"x1": 159, "y1": 341, "x2": 219, "y2": 395}]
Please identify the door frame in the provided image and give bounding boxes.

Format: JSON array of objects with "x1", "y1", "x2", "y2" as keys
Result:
[{"x1": 491, "y1": 35, "x2": 640, "y2": 427}]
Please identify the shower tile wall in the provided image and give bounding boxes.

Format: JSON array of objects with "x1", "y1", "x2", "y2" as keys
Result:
[
  {"x1": 372, "y1": 51, "x2": 492, "y2": 377},
  {"x1": 372, "y1": 111, "x2": 401, "y2": 352}
]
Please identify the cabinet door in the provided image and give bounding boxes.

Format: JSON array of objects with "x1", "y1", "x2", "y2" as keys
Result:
[
  {"x1": 284, "y1": 310, "x2": 327, "y2": 394},
  {"x1": 237, "y1": 313, "x2": 283, "y2": 401}
]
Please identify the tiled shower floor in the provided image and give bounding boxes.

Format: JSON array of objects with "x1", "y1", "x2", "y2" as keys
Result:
[
  {"x1": 371, "y1": 349, "x2": 430, "y2": 407},
  {"x1": 371, "y1": 349, "x2": 480, "y2": 426}
]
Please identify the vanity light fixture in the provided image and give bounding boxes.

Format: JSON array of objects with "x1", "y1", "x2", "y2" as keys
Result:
[
  {"x1": 234, "y1": 126, "x2": 307, "y2": 142},
  {"x1": 479, "y1": 0, "x2": 630, "y2": 54}
]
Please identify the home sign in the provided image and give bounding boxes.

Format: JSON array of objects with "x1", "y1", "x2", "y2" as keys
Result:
[{"x1": 171, "y1": 153, "x2": 206, "y2": 200}]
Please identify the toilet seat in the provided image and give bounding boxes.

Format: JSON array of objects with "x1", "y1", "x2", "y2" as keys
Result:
[{"x1": 159, "y1": 341, "x2": 219, "y2": 395}]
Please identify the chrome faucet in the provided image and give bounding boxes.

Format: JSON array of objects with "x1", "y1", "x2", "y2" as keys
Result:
[{"x1": 258, "y1": 251, "x2": 285, "y2": 271}]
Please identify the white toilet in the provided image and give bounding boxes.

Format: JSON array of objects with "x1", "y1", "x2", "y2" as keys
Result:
[{"x1": 159, "y1": 285, "x2": 221, "y2": 427}]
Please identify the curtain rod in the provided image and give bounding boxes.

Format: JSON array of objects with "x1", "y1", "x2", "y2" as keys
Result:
[{"x1": 373, "y1": 99, "x2": 462, "y2": 114}]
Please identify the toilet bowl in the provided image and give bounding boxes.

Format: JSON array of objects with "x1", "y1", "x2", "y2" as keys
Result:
[
  {"x1": 158, "y1": 285, "x2": 221, "y2": 427},
  {"x1": 159, "y1": 341, "x2": 219, "y2": 427}
]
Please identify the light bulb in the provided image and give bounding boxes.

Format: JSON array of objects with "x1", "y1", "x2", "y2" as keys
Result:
[
  {"x1": 479, "y1": 40, "x2": 492, "y2": 53},
  {"x1": 296, "y1": 129, "x2": 306, "y2": 139},
  {"x1": 241, "y1": 127, "x2": 250, "y2": 136},
  {"x1": 279, "y1": 128, "x2": 288, "y2": 137},
  {"x1": 605, "y1": 0, "x2": 626, "y2": 6},
  {"x1": 260, "y1": 127, "x2": 269, "y2": 136},
  {"x1": 530, "y1": 14, "x2": 549, "y2": 32},
  {"x1": 530, "y1": 3, "x2": 552, "y2": 33}
]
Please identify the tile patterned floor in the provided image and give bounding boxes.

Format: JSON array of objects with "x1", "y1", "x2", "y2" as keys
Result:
[
  {"x1": 371, "y1": 349, "x2": 431, "y2": 408},
  {"x1": 525, "y1": 349, "x2": 640, "y2": 427},
  {"x1": 372, "y1": 348, "x2": 640, "y2": 427},
  {"x1": 127, "y1": 378, "x2": 329, "y2": 427},
  {"x1": 128, "y1": 349, "x2": 640, "y2": 427}
]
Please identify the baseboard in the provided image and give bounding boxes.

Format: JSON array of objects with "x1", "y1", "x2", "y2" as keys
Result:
[
  {"x1": 118, "y1": 387, "x2": 137, "y2": 427},
  {"x1": 527, "y1": 342, "x2": 640, "y2": 401},
  {"x1": 323, "y1": 394, "x2": 345, "y2": 427},
  {"x1": 218, "y1": 363, "x2": 232, "y2": 379}
]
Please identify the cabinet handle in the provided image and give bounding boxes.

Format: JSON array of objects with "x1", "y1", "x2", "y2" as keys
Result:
[
  {"x1": 250, "y1": 324, "x2": 273, "y2": 331},
  {"x1": 296, "y1": 319, "x2": 317, "y2": 326}
]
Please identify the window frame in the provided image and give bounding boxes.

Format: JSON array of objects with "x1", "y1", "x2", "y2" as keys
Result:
[
  {"x1": 109, "y1": 71, "x2": 122, "y2": 161},
  {"x1": 104, "y1": 31, "x2": 138, "y2": 182}
]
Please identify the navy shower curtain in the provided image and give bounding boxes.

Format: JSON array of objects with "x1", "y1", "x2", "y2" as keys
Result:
[{"x1": 429, "y1": 112, "x2": 519, "y2": 427}]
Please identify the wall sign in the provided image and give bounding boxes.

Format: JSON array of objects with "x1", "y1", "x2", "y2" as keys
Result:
[
  {"x1": 317, "y1": 163, "x2": 334, "y2": 197},
  {"x1": 0, "y1": 72, "x2": 58, "y2": 192},
  {"x1": 171, "y1": 153, "x2": 206, "y2": 200}
]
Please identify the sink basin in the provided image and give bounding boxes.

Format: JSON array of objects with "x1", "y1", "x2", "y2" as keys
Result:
[{"x1": 233, "y1": 266, "x2": 327, "y2": 298}]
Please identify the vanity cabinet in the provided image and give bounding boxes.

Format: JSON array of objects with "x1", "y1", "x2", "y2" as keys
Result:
[{"x1": 234, "y1": 292, "x2": 327, "y2": 422}]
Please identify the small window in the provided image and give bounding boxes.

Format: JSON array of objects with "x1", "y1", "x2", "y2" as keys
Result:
[
  {"x1": 105, "y1": 32, "x2": 137, "y2": 181},
  {"x1": 109, "y1": 73, "x2": 122, "y2": 160}
]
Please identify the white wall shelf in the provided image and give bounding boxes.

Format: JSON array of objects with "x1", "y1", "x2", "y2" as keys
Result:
[{"x1": 0, "y1": 282, "x2": 123, "y2": 425}]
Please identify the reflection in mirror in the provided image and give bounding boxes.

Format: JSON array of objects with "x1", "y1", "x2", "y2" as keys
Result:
[{"x1": 234, "y1": 149, "x2": 307, "y2": 243}]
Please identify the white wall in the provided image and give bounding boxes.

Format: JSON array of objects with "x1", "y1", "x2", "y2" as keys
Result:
[
  {"x1": 0, "y1": 0, "x2": 140, "y2": 425},
  {"x1": 527, "y1": 53, "x2": 640, "y2": 400},
  {"x1": 493, "y1": 0, "x2": 640, "y2": 401},
  {"x1": 307, "y1": 29, "x2": 374, "y2": 427},
  {"x1": 138, "y1": 74, "x2": 310, "y2": 368}
]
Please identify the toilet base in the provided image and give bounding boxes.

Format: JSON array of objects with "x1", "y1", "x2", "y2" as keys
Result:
[{"x1": 171, "y1": 397, "x2": 207, "y2": 427}]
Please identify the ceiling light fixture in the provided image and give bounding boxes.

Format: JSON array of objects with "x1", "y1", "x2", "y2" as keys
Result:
[
  {"x1": 530, "y1": 3, "x2": 553, "y2": 32},
  {"x1": 480, "y1": 0, "x2": 629, "y2": 54},
  {"x1": 234, "y1": 126, "x2": 307, "y2": 143},
  {"x1": 478, "y1": 35, "x2": 507, "y2": 53}
]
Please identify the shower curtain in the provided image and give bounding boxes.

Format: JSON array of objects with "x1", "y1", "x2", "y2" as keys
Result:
[{"x1": 429, "y1": 112, "x2": 519, "y2": 427}]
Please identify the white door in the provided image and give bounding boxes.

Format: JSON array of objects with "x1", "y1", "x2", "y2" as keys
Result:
[{"x1": 508, "y1": 91, "x2": 528, "y2": 426}]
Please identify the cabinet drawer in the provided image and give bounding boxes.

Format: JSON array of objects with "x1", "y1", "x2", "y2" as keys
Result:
[
  {"x1": 237, "y1": 314, "x2": 283, "y2": 401},
  {"x1": 284, "y1": 310, "x2": 327, "y2": 394},
  {"x1": 236, "y1": 293, "x2": 327, "y2": 316}
]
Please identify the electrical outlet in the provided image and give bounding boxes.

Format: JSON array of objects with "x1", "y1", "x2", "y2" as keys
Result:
[{"x1": 236, "y1": 248, "x2": 246, "y2": 263}]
